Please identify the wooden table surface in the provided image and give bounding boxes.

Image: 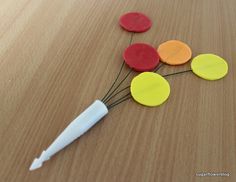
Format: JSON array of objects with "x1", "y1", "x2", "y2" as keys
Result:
[{"x1": 0, "y1": 0, "x2": 235, "y2": 181}]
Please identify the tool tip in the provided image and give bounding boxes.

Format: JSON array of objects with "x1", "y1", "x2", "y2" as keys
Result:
[
  {"x1": 29, "y1": 158, "x2": 43, "y2": 171},
  {"x1": 29, "y1": 150, "x2": 49, "y2": 171}
]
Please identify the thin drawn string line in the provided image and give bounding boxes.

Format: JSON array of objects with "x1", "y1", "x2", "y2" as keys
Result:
[
  {"x1": 107, "y1": 93, "x2": 131, "y2": 109},
  {"x1": 104, "y1": 40, "x2": 169, "y2": 103},
  {"x1": 103, "y1": 69, "x2": 132, "y2": 103},
  {"x1": 104, "y1": 85, "x2": 130, "y2": 103},
  {"x1": 105, "y1": 61, "x2": 165, "y2": 105},
  {"x1": 101, "y1": 32, "x2": 134, "y2": 102},
  {"x1": 107, "y1": 69, "x2": 192, "y2": 109}
]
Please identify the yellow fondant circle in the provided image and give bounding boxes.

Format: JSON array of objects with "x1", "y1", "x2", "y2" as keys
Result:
[
  {"x1": 130, "y1": 72, "x2": 170, "y2": 106},
  {"x1": 191, "y1": 54, "x2": 228, "y2": 80}
]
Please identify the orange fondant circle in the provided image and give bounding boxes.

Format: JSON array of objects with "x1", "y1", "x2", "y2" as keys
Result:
[{"x1": 157, "y1": 40, "x2": 192, "y2": 65}]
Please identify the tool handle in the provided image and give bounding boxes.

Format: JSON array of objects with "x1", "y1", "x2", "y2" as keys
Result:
[{"x1": 46, "y1": 100, "x2": 108, "y2": 157}]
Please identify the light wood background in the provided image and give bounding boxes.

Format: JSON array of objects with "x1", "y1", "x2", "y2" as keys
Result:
[{"x1": 0, "y1": 0, "x2": 235, "y2": 181}]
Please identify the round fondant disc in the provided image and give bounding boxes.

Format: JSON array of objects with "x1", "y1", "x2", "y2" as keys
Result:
[
  {"x1": 119, "y1": 12, "x2": 152, "y2": 33},
  {"x1": 130, "y1": 72, "x2": 170, "y2": 106},
  {"x1": 191, "y1": 54, "x2": 228, "y2": 80},
  {"x1": 157, "y1": 40, "x2": 192, "y2": 65},
  {"x1": 123, "y1": 43, "x2": 160, "y2": 72}
]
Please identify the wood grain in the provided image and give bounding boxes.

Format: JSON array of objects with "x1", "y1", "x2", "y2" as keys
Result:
[{"x1": 0, "y1": 0, "x2": 236, "y2": 181}]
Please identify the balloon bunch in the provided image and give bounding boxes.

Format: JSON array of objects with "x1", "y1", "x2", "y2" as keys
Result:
[
  {"x1": 102, "y1": 12, "x2": 228, "y2": 109},
  {"x1": 30, "y1": 12, "x2": 228, "y2": 171}
]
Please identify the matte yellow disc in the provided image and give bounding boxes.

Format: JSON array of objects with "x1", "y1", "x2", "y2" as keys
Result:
[
  {"x1": 191, "y1": 54, "x2": 228, "y2": 80},
  {"x1": 130, "y1": 72, "x2": 170, "y2": 107}
]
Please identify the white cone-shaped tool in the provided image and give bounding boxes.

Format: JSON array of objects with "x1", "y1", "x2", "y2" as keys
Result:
[{"x1": 29, "y1": 100, "x2": 108, "y2": 171}]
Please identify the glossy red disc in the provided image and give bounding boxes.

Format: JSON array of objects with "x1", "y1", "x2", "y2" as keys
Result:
[
  {"x1": 123, "y1": 43, "x2": 160, "y2": 71},
  {"x1": 119, "y1": 12, "x2": 152, "y2": 33}
]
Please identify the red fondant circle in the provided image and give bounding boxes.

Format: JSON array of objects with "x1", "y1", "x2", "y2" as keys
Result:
[
  {"x1": 119, "y1": 12, "x2": 152, "y2": 33},
  {"x1": 123, "y1": 43, "x2": 160, "y2": 72}
]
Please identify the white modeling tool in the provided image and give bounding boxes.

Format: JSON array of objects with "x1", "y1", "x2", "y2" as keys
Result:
[{"x1": 29, "y1": 100, "x2": 108, "y2": 171}]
